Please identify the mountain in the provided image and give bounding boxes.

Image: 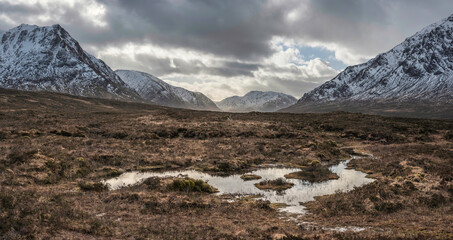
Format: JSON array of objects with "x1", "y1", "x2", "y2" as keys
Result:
[
  {"x1": 217, "y1": 91, "x2": 297, "y2": 112},
  {"x1": 0, "y1": 24, "x2": 141, "y2": 101},
  {"x1": 283, "y1": 15, "x2": 453, "y2": 119},
  {"x1": 115, "y1": 70, "x2": 219, "y2": 111}
]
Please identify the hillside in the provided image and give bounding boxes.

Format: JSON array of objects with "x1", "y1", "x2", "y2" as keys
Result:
[
  {"x1": 284, "y1": 14, "x2": 453, "y2": 118},
  {"x1": 217, "y1": 91, "x2": 297, "y2": 112},
  {"x1": 0, "y1": 24, "x2": 141, "y2": 101},
  {"x1": 116, "y1": 70, "x2": 219, "y2": 111}
]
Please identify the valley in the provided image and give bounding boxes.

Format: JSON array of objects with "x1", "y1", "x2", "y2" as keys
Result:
[
  {"x1": 1, "y1": 88, "x2": 452, "y2": 239},
  {"x1": 1, "y1": 7, "x2": 453, "y2": 239}
]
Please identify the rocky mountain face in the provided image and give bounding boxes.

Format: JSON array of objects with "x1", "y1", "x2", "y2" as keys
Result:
[
  {"x1": 0, "y1": 24, "x2": 141, "y2": 101},
  {"x1": 217, "y1": 91, "x2": 297, "y2": 112},
  {"x1": 115, "y1": 70, "x2": 219, "y2": 111},
  {"x1": 283, "y1": 14, "x2": 453, "y2": 119}
]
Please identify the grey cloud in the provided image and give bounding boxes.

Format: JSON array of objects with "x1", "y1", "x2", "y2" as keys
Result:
[
  {"x1": 2, "y1": 0, "x2": 453, "y2": 63},
  {"x1": 101, "y1": 0, "x2": 453, "y2": 62},
  {"x1": 130, "y1": 54, "x2": 262, "y2": 78},
  {"x1": 1, "y1": 0, "x2": 453, "y2": 99},
  {"x1": 262, "y1": 76, "x2": 327, "y2": 98},
  {"x1": 98, "y1": 0, "x2": 283, "y2": 60}
]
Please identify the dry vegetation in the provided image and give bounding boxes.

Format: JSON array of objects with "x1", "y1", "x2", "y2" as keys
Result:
[
  {"x1": 240, "y1": 174, "x2": 262, "y2": 181},
  {"x1": 0, "y1": 88, "x2": 452, "y2": 239},
  {"x1": 284, "y1": 160, "x2": 339, "y2": 182},
  {"x1": 254, "y1": 178, "x2": 294, "y2": 191}
]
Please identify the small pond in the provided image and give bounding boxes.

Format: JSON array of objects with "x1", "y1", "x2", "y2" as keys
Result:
[{"x1": 103, "y1": 158, "x2": 374, "y2": 214}]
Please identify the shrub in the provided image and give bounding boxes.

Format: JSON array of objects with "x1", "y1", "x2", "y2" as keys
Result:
[
  {"x1": 143, "y1": 177, "x2": 161, "y2": 190},
  {"x1": 240, "y1": 174, "x2": 262, "y2": 181},
  {"x1": 7, "y1": 148, "x2": 37, "y2": 165},
  {"x1": 60, "y1": 130, "x2": 72, "y2": 137},
  {"x1": 253, "y1": 200, "x2": 271, "y2": 209},
  {"x1": 0, "y1": 131, "x2": 8, "y2": 140},
  {"x1": 255, "y1": 178, "x2": 294, "y2": 190},
  {"x1": 272, "y1": 178, "x2": 288, "y2": 186},
  {"x1": 374, "y1": 201, "x2": 404, "y2": 213},
  {"x1": 284, "y1": 164, "x2": 339, "y2": 183},
  {"x1": 78, "y1": 181, "x2": 108, "y2": 192},
  {"x1": 445, "y1": 130, "x2": 453, "y2": 141},
  {"x1": 101, "y1": 169, "x2": 122, "y2": 178},
  {"x1": 0, "y1": 192, "x2": 15, "y2": 209},
  {"x1": 169, "y1": 178, "x2": 217, "y2": 193}
]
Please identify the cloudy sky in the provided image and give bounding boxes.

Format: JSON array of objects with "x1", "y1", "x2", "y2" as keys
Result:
[{"x1": 1, "y1": 0, "x2": 453, "y2": 101}]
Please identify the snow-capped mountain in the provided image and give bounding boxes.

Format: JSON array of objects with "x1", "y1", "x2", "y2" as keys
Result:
[
  {"x1": 115, "y1": 70, "x2": 219, "y2": 111},
  {"x1": 0, "y1": 24, "x2": 141, "y2": 101},
  {"x1": 217, "y1": 91, "x2": 297, "y2": 112},
  {"x1": 294, "y1": 15, "x2": 453, "y2": 105}
]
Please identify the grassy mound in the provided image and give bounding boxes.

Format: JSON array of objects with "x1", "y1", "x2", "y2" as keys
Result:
[
  {"x1": 254, "y1": 178, "x2": 294, "y2": 191},
  {"x1": 240, "y1": 174, "x2": 262, "y2": 181},
  {"x1": 284, "y1": 160, "x2": 339, "y2": 183},
  {"x1": 169, "y1": 178, "x2": 218, "y2": 193}
]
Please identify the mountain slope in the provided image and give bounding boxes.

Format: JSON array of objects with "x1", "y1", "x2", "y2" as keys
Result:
[
  {"x1": 283, "y1": 14, "x2": 453, "y2": 118},
  {"x1": 0, "y1": 24, "x2": 141, "y2": 101},
  {"x1": 217, "y1": 91, "x2": 297, "y2": 112},
  {"x1": 115, "y1": 70, "x2": 219, "y2": 111}
]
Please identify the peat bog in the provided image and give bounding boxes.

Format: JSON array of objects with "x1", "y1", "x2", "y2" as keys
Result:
[{"x1": 1, "y1": 88, "x2": 453, "y2": 239}]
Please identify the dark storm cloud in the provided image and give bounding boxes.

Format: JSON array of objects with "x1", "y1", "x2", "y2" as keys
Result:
[
  {"x1": 133, "y1": 54, "x2": 262, "y2": 77},
  {"x1": 1, "y1": 0, "x2": 453, "y2": 63},
  {"x1": 96, "y1": 0, "x2": 286, "y2": 60},
  {"x1": 1, "y1": 0, "x2": 453, "y2": 99},
  {"x1": 93, "y1": 0, "x2": 453, "y2": 63}
]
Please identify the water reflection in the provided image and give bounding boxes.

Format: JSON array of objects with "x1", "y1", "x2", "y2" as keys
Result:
[{"x1": 104, "y1": 159, "x2": 374, "y2": 214}]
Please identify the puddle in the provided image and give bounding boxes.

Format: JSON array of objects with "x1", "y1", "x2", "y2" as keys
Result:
[{"x1": 103, "y1": 158, "x2": 374, "y2": 214}]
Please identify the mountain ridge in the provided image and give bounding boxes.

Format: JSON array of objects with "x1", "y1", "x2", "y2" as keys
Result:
[
  {"x1": 0, "y1": 24, "x2": 142, "y2": 101},
  {"x1": 217, "y1": 91, "x2": 297, "y2": 112},
  {"x1": 297, "y1": 14, "x2": 453, "y2": 103},
  {"x1": 115, "y1": 69, "x2": 219, "y2": 111},
  {"x1": 283, "y1": 14, "x2": 453, "y2": 118}
]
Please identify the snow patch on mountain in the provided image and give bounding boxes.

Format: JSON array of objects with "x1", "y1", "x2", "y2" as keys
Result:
[
  {"x1": 298, "y1": 14, "x2": 453, "y2": 104},
  {"x1": 0, "y1": 24, "x2": 140, "y2": 100},
  {"x1": 115, "y1": 70, "x2": 219, "y2": 111},
  {"x1": 217, "y1": 91, "x2": 297, "y2": 112}
]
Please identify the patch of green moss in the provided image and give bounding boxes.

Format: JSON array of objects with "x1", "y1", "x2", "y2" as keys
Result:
[{"x1": 169, "y1": 178, "x2": 217, "y2": 193}]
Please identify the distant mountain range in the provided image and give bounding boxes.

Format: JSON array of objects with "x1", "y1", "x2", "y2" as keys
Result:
[
  {"x1": 217, "y1": 91, "x2": 296, "y2": 112},
  {"x1": 115, "y1": 70, "x2": 219, "y2": 111},
  {"x1": 2, "y1": 18, "x2": 452, "y2": 118},
  {"x1": 283, "y1": 14, "x2": 453, "y2": 119},
  {"x1": 0, "y1": 23, "x2": 294, "y2": 112}
]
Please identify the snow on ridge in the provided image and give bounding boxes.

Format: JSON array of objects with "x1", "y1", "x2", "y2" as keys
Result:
[
  {"x1": 217, "y1": 91, "x2": 297, "y2": 112},
  {"x1": 0, "y1": 23, "x2": 140, "y2": 101},
  {"x1": 115, "y1": 70, "x2": 219, "y2": 111},
  {"x1": 298, "y1": 14, "x2": 453, "y2": 104}
]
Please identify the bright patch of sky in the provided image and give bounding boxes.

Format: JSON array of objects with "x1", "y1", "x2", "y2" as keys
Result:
[{"x1": 296, "y1": 46, "x2": 348, "y2": 70}]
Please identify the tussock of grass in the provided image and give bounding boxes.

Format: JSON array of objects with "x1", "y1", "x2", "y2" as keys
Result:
[
  {"x1": 78, "y1": 181, "x2": 108, "y2": 192},
  {"x1": 255, "y1": 178, "x2": 294, "y2": 191},
  {"x1": 240, "y1": 174, "x2": 262, "y2": 181},
  {"x1": 169, "y1": 178, "x2": 217, "y2": 193},
  {"x1": 284, "y1": 161, "x2": 339, "y2": 183}
]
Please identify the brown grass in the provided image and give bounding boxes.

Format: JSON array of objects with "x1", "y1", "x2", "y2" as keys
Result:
[
  {"x1": 1, "y1": 88, "x2": 452, "y2": 239},
  {"x1": 254, "y1": 178, "x2": 294, "y2": 191},
  {"x1": 284, "y1": 160, "x2": 339, "y2": 182}
]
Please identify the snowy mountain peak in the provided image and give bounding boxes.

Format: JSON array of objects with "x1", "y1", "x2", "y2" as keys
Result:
[
  {"x1": 217, "y1": 91, "x2": 297, "y2": 112},
  {"x1": 115, "y1": 70, "x2": 219, "y2": 111},
  {"x1": 0, "y1": 24, "x2": 141, "y2": 101},
  {"x1": 296, "y1": 14, "x2": 453, "y2": 105}
]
